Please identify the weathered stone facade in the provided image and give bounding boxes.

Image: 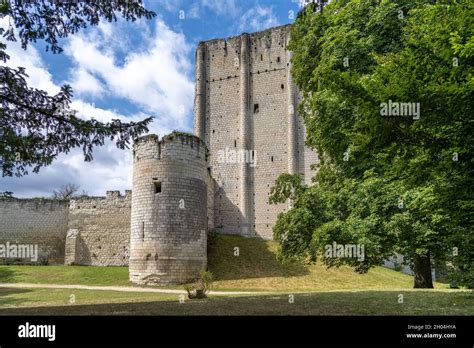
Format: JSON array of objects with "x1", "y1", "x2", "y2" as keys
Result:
[
  {"x1": 0, "y1": 193, "x2": 131, "y2": 266},
  {"x1": 0, "y1": 26, "x2": 319, "y2": 283},
  {"x1": 194, "y1": 25, "x2": 318, "y2": 239},
  {"x1": 65, "y1": 191, "x2": 131, "y2": 266},
  {"x1": 129, "y1": 133, "x2": 208, "y2": 285},
  {"x1": 0, "y1": 198, "x2": 68, "y2": 264}
]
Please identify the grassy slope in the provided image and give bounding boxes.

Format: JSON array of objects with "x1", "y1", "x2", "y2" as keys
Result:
[
  {"x1": 0, "y1": 235, "x2": 448, "y2": 292},
  {"x1": 208, "y1": 235, "x2": 447, "y2": 292}
]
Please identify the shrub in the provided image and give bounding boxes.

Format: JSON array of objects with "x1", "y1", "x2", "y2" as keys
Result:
[{"x1": 184, "y1": 269, "x2": 214, "y2": 299}]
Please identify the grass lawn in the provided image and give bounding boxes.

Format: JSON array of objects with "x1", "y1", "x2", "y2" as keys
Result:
[
  {"x1": 0, "y1": 287, "x2": 471, "y2": 315},
  {"x1": 0, "y1": 235, "x2": 470, "y2": 315},
  {"x1": 0, "y1": 264, "x2": 130, "y2": 286},
  {"x1": 0, "y1": 235, "x2": 450, "y2": 292}
]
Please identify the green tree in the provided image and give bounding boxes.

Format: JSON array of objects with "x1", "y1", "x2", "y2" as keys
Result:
[
  {"x1": 0, "y1": 0, "x2": 155, "y2": 177},
  {"x1": 271, "y1": 0, "x2": 473, "y2": 288}
]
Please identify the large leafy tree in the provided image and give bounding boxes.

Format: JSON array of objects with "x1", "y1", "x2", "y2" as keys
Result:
[
  {"x1": 271, "y1": 0, "x2": 473, "y2": 288},
  {"x1": 0, "y1": 0, "x2": 155, "y2": 177}
]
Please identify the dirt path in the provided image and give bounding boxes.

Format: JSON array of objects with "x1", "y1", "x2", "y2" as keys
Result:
[{"x1": 0, "y1": 283, "x2": 271, "y2": 296}]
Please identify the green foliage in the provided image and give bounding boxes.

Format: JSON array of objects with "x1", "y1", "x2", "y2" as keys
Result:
[
  {"x1": 274, "y1": 0, "x2": 474, "y2": 287},
  {"x1": 0, "y1": 191, "x2": 13, "y2": 198},
  {"x1": 184, "y1": 269, "x2": 214, "y2": 299},
  {"x1": 0, "y1": 1, "x2": 156, "y2": 177},
  {"x1": 269, "y1": 173, "x2": 307, "y2": 204}
]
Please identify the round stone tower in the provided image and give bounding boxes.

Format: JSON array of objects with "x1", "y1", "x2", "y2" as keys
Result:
[{"x1": 129, "y1": 132, "x2": 208, "y2": 285}]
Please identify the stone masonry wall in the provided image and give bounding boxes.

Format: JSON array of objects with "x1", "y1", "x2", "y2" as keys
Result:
[
  {"x1": 129, "y1": 133, "x2": 208, "y2": 285},
  {"x1": 0, "y1": 198, "x2": 69, "y2": 264},
  {"x1": 195, "y1": 25, "x2": 318, "y2": 239},
  {"x1": 65, "y1": 191, "x2": 131, "y2": 266}
]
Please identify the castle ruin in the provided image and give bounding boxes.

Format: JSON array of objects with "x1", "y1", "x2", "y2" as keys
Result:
[
  {"x1": 0, "y1": 25, "x2": 318, "y2": 284},
  {"x1": 195, "y1": 25, "x2": 317, "y2": 239}
]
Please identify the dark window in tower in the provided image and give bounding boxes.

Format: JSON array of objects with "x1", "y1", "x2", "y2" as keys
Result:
[
  {"x1": 234, "y1": 140, "x2": 237, "y2": 148},
  {"x1": 260, "y1": 54, "x2": 263, "y2": 61},
  {"x1": 271, "y1": 156, "x2": 274, "y2": 162},
  {"x1": 281, "y1": 84, "x2": 284, "y2": 90},
  {"x1": 254, "y1": 104, "x2": 259, "y2": 114},
  {"x1": 277, "y1": 56, "x2": 281, "y2": 63},
  {"x1": 154, "y1": 182, "x2": 162, "y2": 194}
]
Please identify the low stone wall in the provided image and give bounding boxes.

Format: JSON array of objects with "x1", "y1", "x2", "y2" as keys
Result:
[
  {"x1": 65, "y1": 191, "x2": 131, "y2": 266},
  {"x1": 0, "y1": 198, "x2": 69, "y2": 264}
]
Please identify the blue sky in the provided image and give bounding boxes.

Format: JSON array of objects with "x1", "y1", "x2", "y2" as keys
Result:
[{"x1": 1, "y1": 0, "x2": 307, "y2": 197}]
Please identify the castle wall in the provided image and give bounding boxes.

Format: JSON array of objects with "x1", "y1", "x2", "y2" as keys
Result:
[
  {"x1": 206, "y1": 174, "x2": 217, "y2": 232},
  {"x1": 129, "y1": 133, "x2": 208, "y2": 285},
  {"x1": 201, "y1": 36, "x2": 243, "y2": 236},
  {"x1": 299, "y1": 116, "x2": 320, "y2": 186},
  {"x1": 249, "y1": 27, "x2": 294, "y2": 238},
  {"x1": 65, "y1": 191, "x2": 131, "y2": 266},
  {"x1": 0, "y1": 25, "x2": 320, "y2": 273},
  {"x1": 0, "y1": 198, "x2": 69, "y2": 264},
  {"x1": 196, "y1": 25, "x2": 318, "y2": 239}
]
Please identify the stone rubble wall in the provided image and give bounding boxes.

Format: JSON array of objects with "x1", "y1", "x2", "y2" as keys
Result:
[{"x1": 65, "y1": 191, "x2": 131, "y2": 266}]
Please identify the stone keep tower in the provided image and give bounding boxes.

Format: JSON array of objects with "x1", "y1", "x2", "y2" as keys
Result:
[
  {"x1": 129, "y1": 133, "x2": 208, "y2": 285},
  {"x1": 194, "y1": 25, "x2": 318, "y2": 239}
]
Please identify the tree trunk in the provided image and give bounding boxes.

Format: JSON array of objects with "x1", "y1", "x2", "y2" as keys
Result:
[{"x1": 413, "y1": 253, "x2": 434, "y2": 288}]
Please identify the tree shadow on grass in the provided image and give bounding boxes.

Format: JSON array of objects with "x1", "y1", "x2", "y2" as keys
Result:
[
  {"x1": 0, "y1": 290, "x2": 471, "y2": 316},
  {"x1": 0, "y1": 266, "x2": 17, "y2": 283},
  {"x1": 0, "y1": 288, "x2": 33, "y2": 307}
]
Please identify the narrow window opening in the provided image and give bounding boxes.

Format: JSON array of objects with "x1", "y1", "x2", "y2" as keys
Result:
[
  {"x1": 254, "y1": 104, "x2": 259, "y2": 114},
  {"x1": 154, "y1": 181, "x2": 162, "y2": 193},
  {"x1": 234, "y1": 140, "x2": 237, "y2": 148},
  {"x1": 260, "y1": 54, "x2": 263, "y2": 61},
  {"x1": 277, "y1": 56, "x2": 281, "y2": 63},
  {"x1": 281, "y1": 84, "x2": 285, "y2": 90},
  {"x1": 141, "y1": 221, "x2": 145, "y2": 241},
  {"x1": 271, "y1": 156, "x2": 274, "y2": 162}
]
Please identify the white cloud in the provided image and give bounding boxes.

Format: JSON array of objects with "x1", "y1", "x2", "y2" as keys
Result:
[
  {"x1": 69, "y1": 68, "x2": 105, "y2": 97},
  {"x1": 239, "y1": 6, "x2": 280, "y2": 33},
  {"x1": 2, "y1": 140, "x2": 134, "y2": 198},
  {"x1": 2, "y1": 100, "x2": 174, "y2": 198},
  {"x1": 1, "y1": 16, "x2": 189, "y2": 197},
  {"x1": 201, "y1": 0, "x2": 239, "y2": 16},
  {"x1": 187, "y1": 2, "x2": 201, "y2": 19},
  {"x1": 65, "y1": 18, "x2": 194, "y2": 131},
  {"x1": 153, "y1": 0, "x2": 180, "y2": 12},
  {"x1": 1, "y1": 37, "x2": 60, "y2": 95},
  {"x1": 154, "y1": 0, "x2": 239, "y2": 18}
]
